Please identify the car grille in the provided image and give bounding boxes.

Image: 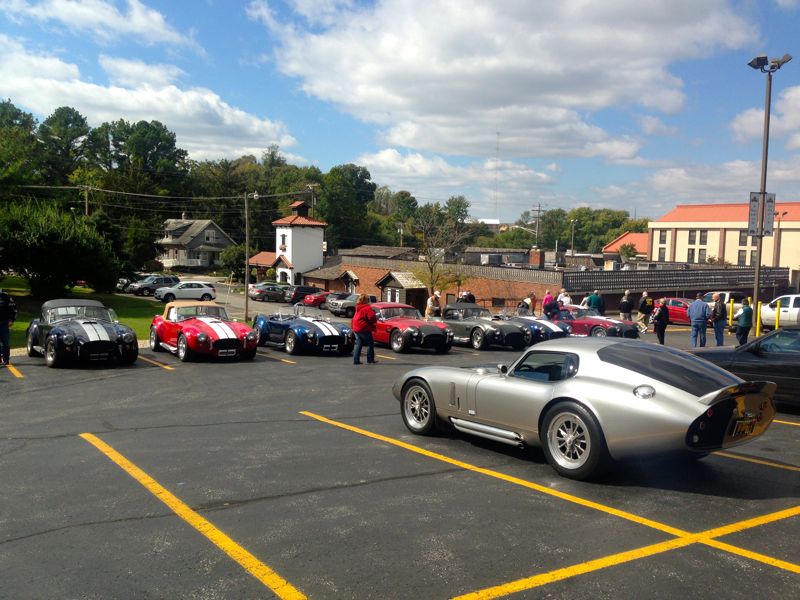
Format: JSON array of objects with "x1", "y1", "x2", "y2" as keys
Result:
[
  {"x1": 418, "y1": 331, "x2": 445, "y2": 348},
  {"x1": 79, "y1": 340, "x2": 118, "y2": 360},
  {"x1": 622, "y1": 328, "x2": 639, "y2": 339},
  {"x1": 213, "y1": 338, "x2": 242, "y2": 350},
  {"x1": 502, "y1": 332, "x2": 525, "y2": 346},
  {"x1": 548, "y1": 330, "x2": 567, "y2": 339}
]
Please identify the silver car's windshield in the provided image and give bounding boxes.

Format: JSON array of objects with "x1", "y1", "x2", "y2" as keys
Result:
[
  {"x1": 597, "y1": 343, "x2": 739, "y2": 395},
  {"x1": 45, "y1": 305, "x2": 115, "y2": 323}
]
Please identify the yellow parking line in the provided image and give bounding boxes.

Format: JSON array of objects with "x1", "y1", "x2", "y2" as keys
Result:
[
  {"x1": 300, "y1": 411, "x2": 800, "y2": 593},
  {"x1": 4, "y1": 363, "x2": 24, "y2": 378},
  {"x1": 79, "y1": 433, "x2": 307, "y2": 600},
  {"x1": 453, "y1": 505, "x2": 800, "y2": 599},
  {"x1": 375, "y1": 353, "x2": 397, "y2": 360},
  {"x1": 299, "y1": 411, "x2": 687, "y2": 536},
  {"x1": 775, "y1": 419, "x2": 800, "y2": 427},
  {"x1": 257, "y1": 351, "x2": 296, "y2": 364},
  {"x1": 138, "y1": 355, "x2": 175, "y2": 371},
  {"x1": 714, "y1": 451, "x2": 800, "y2": 472}
]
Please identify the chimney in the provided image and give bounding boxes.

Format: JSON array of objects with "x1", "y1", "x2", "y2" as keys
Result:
[
  {"x1": 291, "y1": 201, "x2": 309, "y2": 217},
  {"x1": 529, "y1": 247, "x2": 544, "y2": 269}
]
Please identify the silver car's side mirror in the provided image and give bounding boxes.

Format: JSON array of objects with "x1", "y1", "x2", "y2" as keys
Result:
[{"x1": 498, "y1": 364, "x2": 508, "y2": 375}]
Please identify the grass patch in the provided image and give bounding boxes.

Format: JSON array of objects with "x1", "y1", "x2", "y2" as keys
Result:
[{"x1": 2, "y1": 276, "x2": 162, "y2": 349}]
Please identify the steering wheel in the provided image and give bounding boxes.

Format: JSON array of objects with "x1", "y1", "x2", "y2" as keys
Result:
[
  {"x1": 516, "y1": 364, "x2": 535, "y2": 373},
  {"x1": 760, "y1": 342, "x2": 781, "y2": 353}
]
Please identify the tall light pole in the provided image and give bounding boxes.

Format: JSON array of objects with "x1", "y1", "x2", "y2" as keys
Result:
[
  {"x1": 244, "y1": 191, "x2": 258, "y2": 322},
  {"x1": 748, "y1": 53, "x2": 792, "y2": 309},
  {"x1": 306, "y1": 183, "x2": 320, "y2": 218},
  {"x1": 569, "y1": 219, "x2": 576, "y2": 256}
]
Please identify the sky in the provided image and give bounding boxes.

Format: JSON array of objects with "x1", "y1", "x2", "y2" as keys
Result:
[{"x1": 1, "y1": 0, "x2": 800, "y2": 222}]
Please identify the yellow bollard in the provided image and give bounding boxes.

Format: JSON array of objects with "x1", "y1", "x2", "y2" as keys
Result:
[
  {"x1": 775, "y1": 299, "x2": 781, "y2": 330},
  {"x1": 728, "y1": 299, "x2": 734, "y2": 334},
  {"x1": 755, "y1": 302, "x2": 762, "y2": 337}
]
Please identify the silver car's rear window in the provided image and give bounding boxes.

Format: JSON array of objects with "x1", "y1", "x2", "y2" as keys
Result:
[{"x1": 597, "y1": 343, "x2": 739, "y2": 396}]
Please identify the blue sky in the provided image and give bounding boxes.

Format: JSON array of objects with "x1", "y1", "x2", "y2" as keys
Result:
[{"x1": 2, "y1": 0, "x2": 799, "y2": 221}]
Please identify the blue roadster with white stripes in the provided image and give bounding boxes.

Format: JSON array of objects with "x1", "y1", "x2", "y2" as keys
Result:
[
  {"x1": 252, "y1": 306, "x2": 355, "y2": 355},
  {"x1": 26, "y1": 299, "x2": 138, "y2": 367},
  {"x1": 501, "y1": 313, "x2": 571, "y2": 344}
]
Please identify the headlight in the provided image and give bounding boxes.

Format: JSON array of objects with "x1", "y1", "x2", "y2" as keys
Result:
[
  {"x1": 445, "y1": 328, "x2": 454, "y2": 337},
  {"x1": 565, "y1": 325, "x2": 573, "y2": 333},
  {"x1": 306, "y1": 330, "x2": 316, "y2": 338},
  {"x1": 197, "y1": 333, "x2": 208, "y2": 343},
  {"x1": 63, "y1": 334, "x2": 75, "y2": 345},
  {"x1": 486, "y1": 326, "x2": 497, "y2": 333},
  {"x1": 245, "y1": 331, "x2": 257, "y2": 342},
  {"x1": 122, "y1": 332, "x2": 135, "y2": 343}
]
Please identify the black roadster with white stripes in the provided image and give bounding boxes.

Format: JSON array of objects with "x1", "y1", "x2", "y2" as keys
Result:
[{"x1": 26, "y1": 299, "x2": 138, "y2": 367}]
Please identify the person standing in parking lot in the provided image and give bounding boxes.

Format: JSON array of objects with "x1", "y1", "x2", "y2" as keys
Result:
[
  {"x1": 619, "y1": 290, "x2": 633, "y2": 321},
  {"x1": 733, "y1": 299, "x2": 753, "y2": 346},
  {"x1": 711, "y1": 292, "x2": 727, "y2": 346},
  {"x1": 0, "y1": 288, "x2": 18, "y2": 365},
  {"x1": 352, "y1": 294, "x2": 377, "y2": 365},
  {"x1": 688, "y1": 292, "x2": 711, "y2": 347},
  {"x1": 651, "y1": 298, "x2": 669, "y2": 345},
  {"x1": 637, "y1": 291, "x2": 654, "y2": 333}
]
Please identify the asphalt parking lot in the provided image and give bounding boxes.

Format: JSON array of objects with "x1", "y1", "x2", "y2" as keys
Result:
[{"x1": 2, "y1": 313, "x2": 799, "y2": 599}]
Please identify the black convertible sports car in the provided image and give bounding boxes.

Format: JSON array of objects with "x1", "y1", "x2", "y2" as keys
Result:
[
  {"x1": 26, "y1": 299, "x2": 139, "y2": 367},
  {"x1": 693, "y1": 326, "x2": 800, "y2": 408}
]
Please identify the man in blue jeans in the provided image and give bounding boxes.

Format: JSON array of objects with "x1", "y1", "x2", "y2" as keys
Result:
[
  {"x1": 687, "y1": 292, "x2": 711, "y2": 347},
  {"x1": 0, "y1": 289, "x2": 18, "y2": 365},
  {"x1": 710, "y1": 292, "x2": 728, "y2": 347}
]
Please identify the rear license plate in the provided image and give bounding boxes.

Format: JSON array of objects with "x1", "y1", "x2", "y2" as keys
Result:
[
  {"x1": 732, "y1": 416, "x2": 756, "y2": 437},
  {"x1": 218, "y1": 349, "x2": 236, "y2": 357}
]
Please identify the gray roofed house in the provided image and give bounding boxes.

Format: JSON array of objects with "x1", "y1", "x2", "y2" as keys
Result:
[
  {"x1": 158, "y1": 218, "x2": 235, "y2": 268},
  {"x1": 339, "y1": 245, "x2": 418, "y2": 260}
]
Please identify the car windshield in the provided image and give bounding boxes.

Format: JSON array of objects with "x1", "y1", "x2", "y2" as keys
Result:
[
  {"x1": 573, "y1": 308, "x2": 599, "y2": 318},
  {"x1": 139, "y1": 276, "x2": 157, "y2": 283},
  {"x1": 45, "y1": 305, "x2": 116, "y2": 323},
  {"x1": 597, "y1": 343, "x2": 739, "y2": 396},
  {"x1": 175, "y1": 305, "x2": 229, "y2": 321},
  {"x1": 757, "y1": 329, "x2": 800, "y2": 352},
  {"x1": 380, "y1": 307, "x2": 423, "y2": 319},
  {"x1": 462, "y1": 308, "x2": 491, "y2": 319}
]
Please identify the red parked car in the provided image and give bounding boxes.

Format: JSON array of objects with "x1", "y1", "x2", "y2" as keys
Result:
[
  {"x1": 149, "y1": 301, "x2": 258, "y2": 362},
  {"x1": 661, "y1": 297, "x2": 694, "y2": 325},
  {"x1": 551, "y1": 304, "x2": 639, "y2": 338},
  {"x1": 371, "y1": 302, "x2": 454, "y2": 353},
  {"x1": 303, "y1": 291, "x2": 333, "y2": 308}
]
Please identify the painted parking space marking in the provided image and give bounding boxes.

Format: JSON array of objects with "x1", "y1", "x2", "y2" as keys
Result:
[
  {"x1": 775, "y1": 419, "x2": 800, "y2": 427},
  {"x1": 714, "y1": 451, "x2": 800, "y2": 473},
  {"x1": 375, "y1": 353, "x2": 397, "y2": 360},
  {"x1": 257, "y1": 351, "x2": 297, "y2": 364},
  {"x1": 3, "y1": 363, "x2": 24, "y2": 378},
  {"x1": 453, "y1": 505, "x2": 800, "y2": 600},
  {"x1": 137, "y1": 355, "x2": 175, "y2": 371},
  {"x1": 79, "y1": 433, "x2": 307, "y2": 600},
  {"x1": 300, "y1": 411, "x2": 800, "y2": 592}
]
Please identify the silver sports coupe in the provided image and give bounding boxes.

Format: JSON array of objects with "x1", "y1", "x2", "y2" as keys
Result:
[{"x1": 392, "y1": 338, "x2": 776, "y2": 480}]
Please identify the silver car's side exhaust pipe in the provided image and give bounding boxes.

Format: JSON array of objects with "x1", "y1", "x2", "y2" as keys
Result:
[{"x1": 450, "y1": 418, "x2": 524, "y2": 448}]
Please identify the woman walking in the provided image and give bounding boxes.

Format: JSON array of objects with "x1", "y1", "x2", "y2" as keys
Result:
[
  {"x1": 352, "y1": 293, "x2": 377, "y2": 364},
  {"x1": 651, "y1": 297, "x2": 669, "y2": 345}
]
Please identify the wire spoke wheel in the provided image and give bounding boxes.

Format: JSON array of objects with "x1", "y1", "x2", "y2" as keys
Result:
[
  {"x1": 548, "y1": 412, "x2": 590, "y2": 468},
  {"x1": 401, "y1": 381, "x2": 436, "y2": 434}
]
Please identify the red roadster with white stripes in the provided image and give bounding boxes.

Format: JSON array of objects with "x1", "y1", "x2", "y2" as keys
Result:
[{"x1": 149, "y1": 301, "x2": 258, "y2": 361}]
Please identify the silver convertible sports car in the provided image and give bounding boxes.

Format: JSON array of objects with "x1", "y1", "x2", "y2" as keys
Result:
[{"x1": 393, "y1": 338, "x2": 776, "y2": 480}]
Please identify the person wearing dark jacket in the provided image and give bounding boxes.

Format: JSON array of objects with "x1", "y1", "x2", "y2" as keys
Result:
[
  {"x1": 711, "y1": 292, "x2": 728, "y2": 347},
  {"x1": 351, "y1": 294, "x2": 378, "y2": 365},
  {"x1": 0, "y1": 289, "x2": 18, "y2": 365},
  {"x1": 733, "y1": 299, "x2": 753, "y2": 346},
  {"x1": 651, "y1": 298, "x2": 669, "y2": 345},
  {"x1": 619, "y1": 290, "x2": 633, "y2": 321},
  {"x1": 637, "y1": 291, "x2": 654, "y2": 333}
]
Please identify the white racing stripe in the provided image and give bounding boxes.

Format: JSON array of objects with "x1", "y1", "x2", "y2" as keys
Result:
[
  {"x1": 77, "y1": 320, "x2": 111, "y2": 342},
  {"x1": 533, "y1": 318, "x2": 562, "y2": 333},
  {"x1": 300, "y1": 317, "x2": 339, "y2": 337},
  {"x1": 196, "y1": 316, "x2": 237, "y2": 339}
]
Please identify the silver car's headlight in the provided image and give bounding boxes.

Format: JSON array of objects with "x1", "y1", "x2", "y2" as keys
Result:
[
  {"x1": 122, "y1": 332, "x2": 135, "y2": 344},
  {"x1": 633, "y1": 385, "x2": 656, "y2": 399},
  {"x1": 63, "y1": 334, "x2": 75, "y2": 345}
]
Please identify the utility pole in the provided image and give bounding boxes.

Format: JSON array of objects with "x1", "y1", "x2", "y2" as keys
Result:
[
  {"x1": 398, "y1": 222, "x2": 404, "y2": 247},
  {"x1": 244, "y1": 191, "x2": 258, "y2": 322},
  {"x1": 534, "y1": 203, "x2": 543, "y2": 246},
  {"x1": 84, "y1": 186, "x2": 89, "y2": 216}
]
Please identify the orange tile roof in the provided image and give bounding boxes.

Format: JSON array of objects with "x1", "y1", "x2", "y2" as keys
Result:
[
  {"x1": 655, "y1": 202, "x2": 800, "y2": 223},
  {"x1": 249, "y1": 251, "x2": 276, "y2": 266},
  {"x1": 603, "y1": 232, "x2": 649, "y2": 253},
  {"x1": 272, "y1": 255, "x2": 294, "y2": 268},
  {"x1": 272, "y1": 215, "x2": 328, "y2": 227}
]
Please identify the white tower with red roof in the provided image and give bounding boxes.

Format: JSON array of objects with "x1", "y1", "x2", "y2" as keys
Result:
[{"x1": 271, "y1": 201, "x2": 327, "y2": 284}]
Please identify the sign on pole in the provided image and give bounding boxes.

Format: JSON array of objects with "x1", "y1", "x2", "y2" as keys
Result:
[
  {"x1": 762, "y1": 193, "x2": 776, "y2": 236},
  {"x1": 748, "y1": 192, "x2": 776, "y2": 236}
]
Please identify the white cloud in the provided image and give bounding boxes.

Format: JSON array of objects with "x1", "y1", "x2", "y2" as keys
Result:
[
  {"x1": 99, "y1": 55, "x2": 185, "y2": 88},
  {"x1": 252, "y1": 0, "x2": 754, "y2": 161},
  {"x1": 0, "y1": 0, "x2": 197, "y2": 48},
  {"x1": 731, "y1": 85, "x2": 800, "y2": 150},
  {"x1": 0, "y1": 35, "x2": 296, "y2": 160},
  {"x1": 639, "y1": 115, "x2": 677, "y2": 136}
]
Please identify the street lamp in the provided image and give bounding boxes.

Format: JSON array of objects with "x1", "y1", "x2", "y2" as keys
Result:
[
  {"x1": 748, "y1": 52, "x2": 792, "y2": 309},
  {"x1": 569, "y1": 219, "x2": 577, "y2": 256},
  {"x1": 244, "y1": 191, "x2": 259, "y2": 322}
]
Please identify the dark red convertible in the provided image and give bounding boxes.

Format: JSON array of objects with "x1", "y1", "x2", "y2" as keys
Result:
[{"x1": 372, "y1": 302, "x2": 454, "y2": 353}]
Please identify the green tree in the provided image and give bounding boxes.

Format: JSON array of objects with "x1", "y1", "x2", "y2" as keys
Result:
[
  {"x1": 412, "y1": 202, "x2": 474, "y2": 292},
  {"x1": 37, "y1": 106, "x2": 90, "y2": 184},
  {"x1": 618, "y1": 242, "x2": 639, "y2": 260},
  {"x1": 0, "y1": 202, "x2": 119, "y2": 296},
  {"x1": 318, "y1": 164, "x2": 377, "y2": 250},
  {"x1": 0, "y1": 100, "x2": 41, "y2": 188}
]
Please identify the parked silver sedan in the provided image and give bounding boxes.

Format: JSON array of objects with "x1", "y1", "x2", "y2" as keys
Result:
[{"x1": 393, "y1": 338, "x2": 776, "y2": 480}]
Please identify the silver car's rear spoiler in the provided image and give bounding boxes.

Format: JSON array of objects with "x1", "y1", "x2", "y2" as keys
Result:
[{"x1": 697, "y1": 380, "x2": 776, "y2": 405}]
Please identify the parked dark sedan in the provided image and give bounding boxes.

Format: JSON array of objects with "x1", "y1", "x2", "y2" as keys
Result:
[{"x1": 692, "y1": 326, "x2": 800, "y2": 407}]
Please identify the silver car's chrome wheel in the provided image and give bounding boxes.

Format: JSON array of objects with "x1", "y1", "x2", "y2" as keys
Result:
[
  {"x1": 547, "y1": 411, "x2": 591, "y2": 470},
  {"x1": 401, "y1": 381, "x2": 436, "y2": 434}
]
